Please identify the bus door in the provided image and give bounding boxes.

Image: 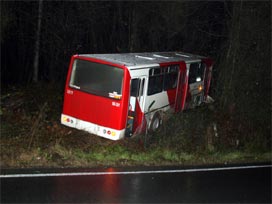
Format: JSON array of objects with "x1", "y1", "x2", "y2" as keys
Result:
[
  {"x1": 126, "y1": 76, "x2": 146, "y2": 137},
  {"x1": 175, "y1": 62, "x2": 187, "y2": 112}
]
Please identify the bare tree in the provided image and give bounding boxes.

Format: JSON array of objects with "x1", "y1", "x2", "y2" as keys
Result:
[{"x1": 33, "y1": 0, "x2": 43, "y2": 82}]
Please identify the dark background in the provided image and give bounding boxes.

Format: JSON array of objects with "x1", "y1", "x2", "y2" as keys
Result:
[{"x1": 1, "y1": 1, "x2": 271, "y2": 147}]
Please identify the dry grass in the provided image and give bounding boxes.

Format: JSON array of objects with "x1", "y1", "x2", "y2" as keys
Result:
[{"x1": 0, "y1": 83, "x2": 271, "y2": 168}]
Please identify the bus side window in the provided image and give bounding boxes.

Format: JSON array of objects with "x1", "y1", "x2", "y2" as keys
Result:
[
  {"x1": 164, "y1": 65, "x2": 179, "y2": 90},
  {"x1": 131, "y1": 79, "x2": 140, "y2": 97},
  {"x1": 148, "y1": 67, "x2": 163, "y2": 95},
  {"x1": 140, "y1": 78, "x2": 145, "y2": 96}
]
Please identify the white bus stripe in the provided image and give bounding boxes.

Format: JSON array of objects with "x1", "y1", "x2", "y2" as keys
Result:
[{"x1": 0, "y1": 165, "x2": 271, "y2": 178}]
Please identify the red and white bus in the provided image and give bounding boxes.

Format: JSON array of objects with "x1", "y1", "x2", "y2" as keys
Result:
[{"x1": 61, "y1": 52, "x2": 213, "y2": 140}]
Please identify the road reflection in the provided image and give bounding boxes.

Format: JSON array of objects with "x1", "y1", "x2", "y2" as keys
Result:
[
  {"x1": 101, "y1": 168, "x2": 121, "y2": 203},
  {"x1": 51, "y1": 167, "x2": 122, "y2": 203}
]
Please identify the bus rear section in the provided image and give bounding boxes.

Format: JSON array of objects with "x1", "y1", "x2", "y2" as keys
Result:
[{"x1": 61, "y1": 55, "x2": 130, "y2": 140}]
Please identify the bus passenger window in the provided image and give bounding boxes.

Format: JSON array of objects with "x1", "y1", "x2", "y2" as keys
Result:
[
  {"x1": 140, "y1": 78, "x2": 145, "y2": 96},
  {"x1": 148, "y1": 67, "x2": 163, "y2": 95},
  {"x1": 164, "y1": 65, "x2": 179, "y2": 90},
  {"x1": 131, "y1": 79, "x2": 140, "y2": 97}
]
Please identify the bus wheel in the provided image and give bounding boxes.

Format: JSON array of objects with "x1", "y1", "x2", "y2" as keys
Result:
[{"x1": 149, "y1": 112, "x2": 162, "y2": 133}]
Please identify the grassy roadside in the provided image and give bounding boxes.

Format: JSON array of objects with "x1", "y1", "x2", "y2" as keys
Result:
[{"x1": 0, "y1": 83, "x2": 271, "y2": 168}]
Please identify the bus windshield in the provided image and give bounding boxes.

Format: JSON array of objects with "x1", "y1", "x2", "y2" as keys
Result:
[
  {"x1": 69, "y1": 59, "x2": 124, "y2": 99},
  {"x1": 188, "y1": 62, "x2": 206, "y2": 84}
]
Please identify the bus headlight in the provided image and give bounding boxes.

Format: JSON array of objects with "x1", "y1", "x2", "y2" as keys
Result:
[{"x1": 198, "y1": 85, "x2": 203, "y2": 92}]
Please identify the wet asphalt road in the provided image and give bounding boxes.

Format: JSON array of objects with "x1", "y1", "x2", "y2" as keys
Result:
[{"x1": 1, "y1": 164, "x2": 271, "y2": 203}]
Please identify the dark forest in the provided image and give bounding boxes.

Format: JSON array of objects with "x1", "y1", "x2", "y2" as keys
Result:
[
  {"x1": 0, "y1": 1, "x2": 271, "y2": 166},
  {"x1": 2, "y1": 1, "x2": 229, "y2": 84}
]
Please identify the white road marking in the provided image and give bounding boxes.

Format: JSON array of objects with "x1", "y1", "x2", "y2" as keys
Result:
[{"x1": 0, "y1": 164, "x2": 271, "y2": 178}]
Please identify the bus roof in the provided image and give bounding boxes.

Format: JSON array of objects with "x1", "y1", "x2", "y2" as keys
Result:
[{"x1": 79, "y1": 52, "x2": 205, "y2": 68}]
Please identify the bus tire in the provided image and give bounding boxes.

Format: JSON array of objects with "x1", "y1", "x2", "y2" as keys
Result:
[{"x1": 149, "y1": 112, "x2": 162, "y2": 133}]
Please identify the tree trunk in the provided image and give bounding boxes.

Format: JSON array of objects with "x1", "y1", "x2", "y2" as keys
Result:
[
  {"x1": 33, "y1": 0, "x2": 43, "y2": 83},
  {"x1": 129, "y1": 2, "x2": 137, "y2": 52},
  {"x1": 218, "y1": 1, "x2": 243, "y2": 109}
]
